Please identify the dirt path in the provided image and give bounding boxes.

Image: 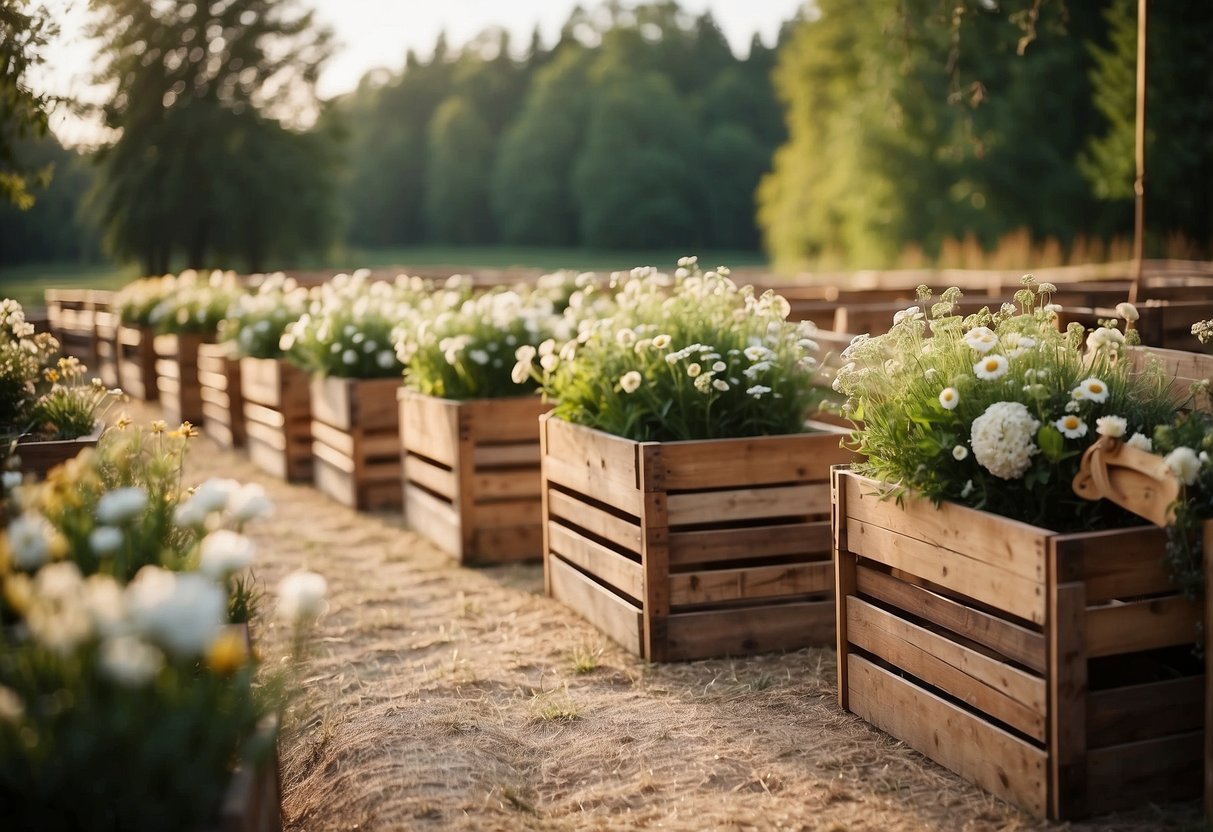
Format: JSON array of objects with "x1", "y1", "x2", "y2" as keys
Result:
[{"x1": 166, "y1": 413, "x2": 1199, "y2": 832}]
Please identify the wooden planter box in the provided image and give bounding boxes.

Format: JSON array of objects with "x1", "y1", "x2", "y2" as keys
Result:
[
  {"x1": 240, "y1": 357, "x2": 312, "y2": 481},
  {"x1": 541, "y1": 415, "x2": 853, "y2": 661},
  {"x1": 117, "y1": 325, "x2": 158, "y2": 401},
  {"x1": 154, "y1": 333, "x2": 209, "y2": 427},
  {"x1": 1128, "y1": 345, "x2": 1213, "y2": 410},
  {"x1": 197, "y1": 343, "x2": 245, "y2": 449},
  {"x1": 399, "y1": 391, "x2": 550, "y2": 564},
  {"x1": 204, "y1": 716, "x2": 282, "y2": 832},
  {"x1": 1059, "y1": 300, "x2": 1213, "y2": 352},
  {"x1": 44, "y1": 288, "x2": 102, "y2": 369},
  {"x1": 832, "y1": 467, "x2": 1204, "y2": 820},
  {"x1": 14, "y1": 424, "x2": 103, "y2": 478},
  {"x1": 310, "y1": 376, "x2": 402, "y2": 510}
]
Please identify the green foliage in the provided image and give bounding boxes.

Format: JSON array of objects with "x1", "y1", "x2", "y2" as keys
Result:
[
  {"x1": 395, "y1": 286, "x2": 561, "y2": 400},
  {"x1": 26, "y1": 356, "x2": 121, "y2": 440},
  {"x1": 527, "y1": 258, "x2": 824, "y2": 441},
  {"x1": 835, "y1": 280, "x2": 1178, "y2": 531},
  {"x1": 425, "y1": 96, "x2": 495, "y2": 244},
  {"x1": 1150, "y1": 411, "x2": 1213, "y2": 602},
  {"x1": 220, "y1": 273, "x2": 310, "y2": 359},
  {"x1": 113, "y1": 276, "x2": 177, "y2": 327},
  {"x1": 0, "y1": 0, "x2": 57, "y2": 208},
  {"x1": 88, "y1": 0, "x2": 341, "y2": 273}
]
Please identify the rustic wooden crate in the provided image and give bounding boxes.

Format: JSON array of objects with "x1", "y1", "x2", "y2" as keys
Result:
[
  {"x1": 44, "y1": 288, "x2": 102, "y2": 368},
  {"x1": 541, "y1": 415, "x2": 853, "y2": 662},
  {"x1": 204, "y1": 716, "x2": 283, "y2": 832},
  {"x1": 13, "y1": 424, "x2": 103, "y2": 478},
  {"x1": 117, "y1": 325, "x2": 158, "y2": 402},
  {"x1": 310, "y1": 376, "x2": 402, "y2": 510},
  {"x1": 832, "y1": 467, "x2": 1204, "y2": 820},
  {"x1": 399, "y1": 390, "x2": 550, "y2": 564},
  {"x1": 154, "y1": 333, "x2": 208, "y2": 427},
  {"x1": 94, "y1": 309, "x2": 120, "y2": 389},
  {"x1": 197, "y1": 342, "x2": 246, "y2": 449},
  {"x1": 1128, "y1": 345, "x2": 1213, "y2": 410},
  {"x1": 240, "y1": 357, "x2": 312, "y2": 481},
  {"x1": 1059, "y1": 300, "x2": 1213, "y2": 352}
]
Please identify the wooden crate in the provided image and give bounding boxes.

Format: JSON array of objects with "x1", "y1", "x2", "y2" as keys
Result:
[
  {"x1": 197, "y1": 342, "x2": 245, "y2": 449},
  {"x1": 1059, "y1": 300, "x2": 1213, "y2": 352},
  {"x1": 14, "y1": 425, "x2": 103, "y2": 478},
  {"x1": 240, "y1": 357, "x2": 312, "y2": 481},
  {"x1": 45, "y1": 288, "x2": 102, "y2": 368},
  {"x1": 399, "y1": 390, "x2": 550, "y2": 564},
  {"x1": 154, "y1": 333, "x2": 208, "y2": 426},
  {"x1": 204, "y1": 716, "x2": 283, "y2": 832},
  {"x1": 94, "y1": 309, "x2": 120, "y2": 390},
  {"x1": 1128, "y1": 345, "x2": 1213, "y2": 410},
  {"x1": 310, "y1": 376, "x2": 402, "y2": 510},
  {"x1": 117, "y1": 325, "x2": 158, "y2": 402},
  {"x1": 541, "y1": 415, "x2": 853, "y2": 662},
  {"x1": 832, "y1": 467, "x2": 1204, "y2": 820}
]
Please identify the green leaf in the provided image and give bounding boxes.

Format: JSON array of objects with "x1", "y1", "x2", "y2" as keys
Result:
[{"x1": 1037, "y1": 424, "x2": 1065, "y2": 462}]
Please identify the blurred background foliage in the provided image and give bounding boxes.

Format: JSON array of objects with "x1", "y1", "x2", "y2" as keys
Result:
[{"x1": 1, "y1": 0, "x2": 1210, "y2": 276}]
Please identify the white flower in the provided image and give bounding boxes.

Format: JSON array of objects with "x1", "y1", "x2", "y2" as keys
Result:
[
  {"x1": 712, "y1": 361, "x2": 727, "y2": 373},
  {"x1": 343, "y1": 349, "x2": 358, "y2": 365},
  {"x1": 83, "y1": 574, "x2": 127, "y2": 637},
  {"x1": 961, "y1": 479, "x2": 975, "y2": 499},
  {"x1": 199, "y1": 530, "x2": 256, "y2": 578},
  {"x1": 96, "y1": 487, "x2": 148, "y2": 524},
  {"x1": 127, "y1": 567, "x2": 227, "y2": 658},
  {"x1": 1115, "y1": 302, "x2": 1139, "y2": 322},
  {"x1": 89, "y1": 526, "x2": 124, "y2": 556},
  {"x1": 686, "y1": 363, "x2": 702, "y2": 378},
  {"x1": 894, "y1": 306, "x2": 924, "y2": 325},
  {"x1": 0, "y1": 685, "x2": 23, "y2": 722},
  {"x1": 277, "y1": 570, "x2": 328, "y2": 625},
  {"x1": 7, "y1": 513, "x2": 56, "y2": 569},
  {"x1": 1125, "y1": 432, "x2": 1153, "y2": 452},
  {"x1": 1055, "y1": 414, "x2": 1088, "y2": 439},
  {"x1": 539, "y1": 354, "x2": 558, "y2": 372},
  {"x1": 1086, "y1": 327, "x2": 1125, "y2": 354},
  {"x1": 1064, "y1": 399, "x2": 1081, "y2": 414},
  {"x1": 1074, "y1": 377, "x2": 1109, "y2": 403},
  {"x1": 615, "y1": 328, "x2": 636, "y2": 347},
  {"x1": 652, "y1": 334, "x2": 672, "y2": 349},
  {"x1": 188, "y1": 478, "x2": 239, "y2": 516},
  {"x1": 952, "y1": 445, "x2": 969, "y2": 461},
  {"x1": 514, "y1": 344, "x2": 537, "y2": 364},
  {"x1": 99, "y1": 636, "x2": 165, "y2": 687},
  {"x1": 746, "y1": 385, "x2": 771, "y2": 398},
  {"x1": 619, "y1": 371, "x2": 642, "y2": 394},
  {"x1": 938, "y1": 387, "x2": 959, "y2": 410},
  {"x1": 712, "y1": 379, "x2": 729, "y2": 392},
  {"x1": 376, "y1": 350, "x2": 395, "y2": 369},
  {"x1": 963, "y1": 327, "x2": 999, "y2": 353},
  {"x1": 970, "y1": 401, "x2": 1040, "y2": 480},
  {"x1": 27, "y1": 562, "x2": 92, "y2": 654},
  {"x1": 510, "y1": 361, "x2": 531, "y2": 385},
  {"x1": 1, "y1": 471, "x2": 21, "y2": 491},
  {"x1": 1001, "y1": 332, "x2": 1037, "y2": 359},
  {"x1": 469, "y1": 349, "x2": 489, "y2": 365},
  {"x1": 973, "y1": 354, "x2": 1009, "y2": 381},
  {"x1": 1094, "y1": 415, "x2": 1127, "y2": 439},
  {"x1": 1165, "y1": 447, "x2": 1201, "y2": 486}
]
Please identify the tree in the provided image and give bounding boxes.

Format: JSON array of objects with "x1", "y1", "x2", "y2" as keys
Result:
[
  {"x1": 0, "y1": 0, "x2": 58, "y2": 208},
  {"x1": 424, "y1": 96, "x2": 495, "y2": 243},
  {"x1": 0, "y1": 132, "x2": 102, "y2": 264},
  {"x1": 88, "y1": 0, "x2": 340, "y2": 273}
]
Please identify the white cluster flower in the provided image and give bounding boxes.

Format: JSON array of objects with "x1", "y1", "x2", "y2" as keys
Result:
[
  {"x1": 96, "y1": 487, "x2": 148, "y2": 525},
  {"x1": 6, "y1": 512, "x2": 57, "y2": 570},
  {"x1": 277, "y1": 570, "x2": 328, "y2": 625},
  {"x1": 969, "y1": 401, "x2": 1040, "y2": 480},
  {"x1": 1126, "y1": 432, "x2": 1153, "y2": 452},
  {"x1": 1086, "y1": 326, "x2": 1126, "y2": 355},
  {"x1": 1094, "y1": 415, "x2": 1127, "y2": 439},
  {"x1": 126, "y1": 566, "x2": 227, "y2": 658},
  {"x1": 1165, "y1": 447, "x2": 1202, "y2": 486},
  {"x1": 963, "y1": 327, "x2": 998, "y2": 354}
]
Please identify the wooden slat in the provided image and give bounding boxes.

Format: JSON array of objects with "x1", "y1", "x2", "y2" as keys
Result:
[
  {"x1": 847, "y1": 655, "x2": 1048, "y2": 818},
  {"x1": 468, "y1": 525, "x2": 543, "y2": 563},
  {"x1": 1085, "y1": 731, "x2": 1203, "y2": 815},
  {"x1": 1085, "y1": 595, "x2": 1200, "y2": 658},
  {"x1": 541, "y1": 454, "x2": 644, "y2": 517},
  {"x1": 310, "y1": 375, "x2": 353, "y2": 430},
  {"x1": 473, "y1": 443, "x2": 541, "y2": 468},
  {"x1": 403, "y1": 455, "x2": 457, "y2": 501},
  {"x1": 542, "y1": 417, "x2": 639, "y2": 491},
  {"x1": 653, "y1": 428, "x2": 851, "y2": 490},
  {"x1": 404, "y1": 485, "x2": 462, "y2": 555},
  {"x1": 667, "y1": 483, "x2": 829, "y2": 526},
  {"x1": 471, "y1": 468, "x2": 540, "y2": 501},
  {"x1": 847, "y1": 517, "x2": 1047, "y2": 626},
  {"x1": 833, "y1": 465, "x2": 856, "y2": 709},
  {"x1": 462, "y1": 396, "x2": 548, "y2": 442},
  {"x1": 855, "y1": 565, "x2": 1047, "y2": 674},
  {"x1": 240, "y1": 357, "x2": 284, "y2": 407},
  {"x1": 312, "y1": 455, "x2": 357, "y2": 507},
  {"x1": 1087, "y1": 676, "x2": 1204, "y2": 748},
  {"x1": 244, "y1": 402, "x2": 286, "y2": 430},
  {"x1": 398, "y1": 391, "x2": 460, "y2": 467},
  {"x1": 662, "y1": 599, "x2": 835, "y2": 661},
  {"x1": 1048, "y1": 572, "x2": 1088, "y2": 819},
  {"x1": 547, "y1": 522, "x2": 644, "y2": 602},
  {"x1": 1054, "y1": 527, "x2": 1177, "y2": 602},
  {"x1": 310, "y1": 420, "x2": 356, "y2": 458},
  {"x1": 548, "y1": 556, "x2": 643, "y2": 655},
  {"x1": 546, "y1": 488, "x2": 642, "y2": 554},
  {"x1": 468, "y1": 498, "x2": 542, "y2": 528},
  {"x1": 842, "y1": 472, "x2": 1048, "y2": 584},
  {"x1": 668, "y1": 521, "x2": 828, "y2": 567},
  {"x1": 847, "y1": 597, "x2": 1046, "y2": 742},
  {"x1": 669, "y1": 561, "x2": 832, "y2": 607}
]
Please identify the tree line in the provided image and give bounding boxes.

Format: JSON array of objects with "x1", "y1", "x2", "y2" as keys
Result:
[{"x1": 1, "y1": 0, "x2": 1210, "y2": 273}]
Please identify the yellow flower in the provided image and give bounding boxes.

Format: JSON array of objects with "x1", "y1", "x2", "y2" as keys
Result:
[
  {"x1": 150, "y1": 420, "x2": 168, "y2": 434},
  {"x1": 205, "y1": 626, "x2": 249, "y2": 675},
  {"x1": 42, "y1": 368, "x2": 59, "y2": 383},
  {"x1": 2, "y1": 574, "x2": 33, "y2": 615},
  {"x1": 169, "y1": 421, "x2": 199, "y2": 439},
  {"x1": 114, "y1": 413, "x2": 133, "y2": 431}
]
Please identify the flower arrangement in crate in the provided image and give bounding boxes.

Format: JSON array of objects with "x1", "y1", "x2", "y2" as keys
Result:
[
  {"x1": 0, "y1": 422, "x2": 328, "y2": 829},
  {"x1": 830, "y1": 278, "x2": 1201, "y2": 820},
  {"x1": 391, "y1": 285, "x2": 567, "y2": 563},
  {"x1": 220, "y1": 273, "x2": 310, "y2": 360},
  {"x1": 147, "y1": 269, "x2": 243, "y2": 336},
  {"x1": 113, "y1": 276, "x2": 177, "y2": 328},
  {"x1": 1, "y1": 300, "x2": 123, "y2": 473},
  {"x1": 833, "y1": 279, "x2": 1176, "y2": 530},
  {"x1": 516, "y1": 258, "x2": 850, "y2": 661}
]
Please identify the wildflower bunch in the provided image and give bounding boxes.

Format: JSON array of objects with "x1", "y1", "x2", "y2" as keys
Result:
[
  {"x1": 26, "y1": 356, "x2": 123, "y2": 440},
  {"x1": 0, "y1": 299, "x2": 59, "y2": 432},
  {"x1": 1146, "y1": 410, "x2": 1213, "y2": 600},
  {"x1": 834, "y1": 279, "x2": 1177, "y2": 530},
  {"x1": 113, "y1": 276, "x2": 177, "y2": 327},
  {"x1": 220, "y1": 273, "x2": 310, "y2": 359},
  {"x1": 395, "y1": 286, "x2": 565, "y2": 400},
  {"x1": 147, "y1": 269, "x2": 243, "y2": 335},
  {"x1": 520, "y1": 258, "x2": 824, "y2": 441},
  {"x1": 281, "y1": 271, "x2": 426, "y2": 378}
]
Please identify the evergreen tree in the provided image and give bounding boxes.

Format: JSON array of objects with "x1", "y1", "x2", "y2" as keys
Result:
[{"x1": 424, "y1": 96, "x2": 495, "y2": 243}]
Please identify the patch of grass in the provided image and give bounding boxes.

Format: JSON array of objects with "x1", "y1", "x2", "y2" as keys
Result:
[
  {"x1": 531, "y1": 687, "x2": 579, "y2": 723},
  {"x1": 1, "y1": 261, "x2": 139, "y2": 308},
  {"x1": 337, "y1": 245, "x2": 770, "y2": 274},
  {"x1": 568, "y1": 643, "x2": 601, "y2": 675}
]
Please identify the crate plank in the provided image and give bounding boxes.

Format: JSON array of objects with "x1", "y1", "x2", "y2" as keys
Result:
[
  {"x1": 663, "y1": 600, "x2": 834, "y2": 661},
  {"x1": 847, "y1": 654, "x2": 1048, "y2": 818},
  {"x1": 404, "y1": 485, "x2": 461, "y2": 554},
  {"x1": 471, "y1": 468, "x2": 540, "y2": 500},
  {"x1": 654, "y1": 426, "x2": 851, "y2": 490},
  {"x1": 666, "y1": 483, "x2": 829, "y2": 526},
  {"x1": 547, "y1": 488, "x2": 642, "y2": 553},
  {"x1": 669, "y1": 561, "x2": 832, "y2": 607},
  {"x1": 1085, "y1": 731, "x2": 1203, "y2": 815},
  {"x1": 1054, "y1": 528, "x2": 1180, "y2": 602},
  {"x1": 548, "y1": 557, "x2": 643, "y2": 655},
  {"x1": 1085, "y1": 595, "x2": 1200, "y2": 658},
  {"x1": 1087, "y1": 677, "x2": 1204, "y2": 747},
  {"x1": 473, "y1": 443, "x2": 541, "y2": 467},
  {"x1": 548, "y1": 523, "x2": 644, "y2": 602},
  {"x1": 542, "y1": 418, "x2": 640, "y2": 491},
  {"x1": 668, "y1": 521, "x2": 830, "y2": 568},
  {"x1": 403, "y1": 455, "x2": 457, "y2": 500}
]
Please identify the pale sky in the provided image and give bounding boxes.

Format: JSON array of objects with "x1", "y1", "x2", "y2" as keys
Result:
[{"x1": 36, "y1": 0, "x2": 809, "y2": 147}]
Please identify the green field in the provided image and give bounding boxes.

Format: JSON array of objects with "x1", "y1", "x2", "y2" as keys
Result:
[{"x1": 2, "y1": 247, "x2": 771, "y2": 308}]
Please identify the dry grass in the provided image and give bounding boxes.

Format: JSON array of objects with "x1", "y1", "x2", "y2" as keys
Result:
[{"x1": 157, "y1": 409, "x2": 1203, "y2": 832}]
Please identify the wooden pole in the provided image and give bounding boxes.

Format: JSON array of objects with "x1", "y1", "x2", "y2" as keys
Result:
[{"x1": 1128, "y1": 0, "x2": 1147, "y2": 305}]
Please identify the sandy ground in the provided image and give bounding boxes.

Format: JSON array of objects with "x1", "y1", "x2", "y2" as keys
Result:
[{"x1": 162, "y1": 412, "x2": 1203, "y2": 832}]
